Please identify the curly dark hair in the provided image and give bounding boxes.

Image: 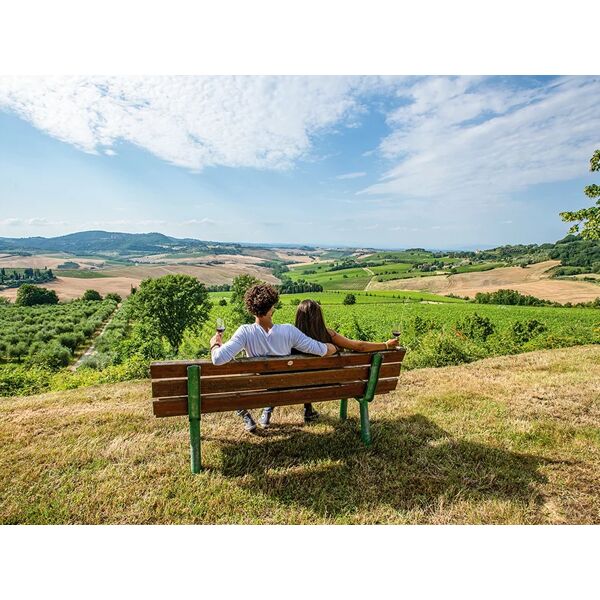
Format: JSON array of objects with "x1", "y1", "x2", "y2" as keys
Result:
[{"x1": 244, "y1": 283, "x2": 279, "y2": 317}]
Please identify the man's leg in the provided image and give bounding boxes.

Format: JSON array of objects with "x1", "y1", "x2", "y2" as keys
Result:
[
  {"x1": 259, "y1": 406, "x2": 274, "y2": 429},
  {"x1": 236, "y1": 409, "x2": 257, "y2": 432},
  {"x1": 303, "y1": 402, "x2": 319, "y2": 423}
]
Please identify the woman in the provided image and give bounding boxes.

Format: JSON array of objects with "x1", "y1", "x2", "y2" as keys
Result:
[{"x1": 294, "y1": 299, "x2": 400, "y2": 422}]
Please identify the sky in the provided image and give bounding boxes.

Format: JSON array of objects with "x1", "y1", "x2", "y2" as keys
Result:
[{"x1": 0, "y1": 75, "x2": 598, "y2": 250}]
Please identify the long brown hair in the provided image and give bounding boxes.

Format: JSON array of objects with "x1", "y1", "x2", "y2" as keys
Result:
[{"x1": 294, "y1": 300, "x2": 333, "y2": 343}]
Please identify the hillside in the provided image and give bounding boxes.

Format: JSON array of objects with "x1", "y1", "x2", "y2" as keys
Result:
[
  {"x1": 1, "y1": 345, "x2": 599, "y2": 524},
  {"x1": 0, "y1": 230, "x2": 245, "y2": 256},
  {"x1": 369, "y1": 260, "x2": 600, "y2": 303}
]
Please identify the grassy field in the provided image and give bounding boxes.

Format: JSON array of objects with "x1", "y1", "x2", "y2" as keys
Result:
[{"x1": 1, "y1": 345, "x2": 598, "y2": 524}]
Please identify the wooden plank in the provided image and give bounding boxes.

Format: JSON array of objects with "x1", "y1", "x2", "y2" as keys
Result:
[
  {"x1": 150, "y1": 349, "x2": 406, "y2": 379},
  {"x1": 152, "y1": 362, "x2": 402, "y2": 398},
  {"x1": 153, "y1": 377, "x2": 399, "y2": 417}
]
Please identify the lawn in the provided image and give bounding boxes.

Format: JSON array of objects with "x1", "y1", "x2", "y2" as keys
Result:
[{"x1": 1, "y1": 345, "x2": 598, "y2": 524}]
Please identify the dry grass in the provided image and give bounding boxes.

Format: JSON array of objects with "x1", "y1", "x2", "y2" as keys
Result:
[
  {"x1": 0, "y1": 254, "x2": 105, "y2": 269},
  {"x1": 370, "y1": 260, "x2": 600, "y2": 304},
  {"x1": 0, "y1": 276, "x2": 141, "y2": 302},
  {"x1": 1, "y1": 346, "x2": 599, "y2": 524}
]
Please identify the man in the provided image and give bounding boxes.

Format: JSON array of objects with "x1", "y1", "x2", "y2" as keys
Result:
[{"x1": 210, "y1": 283, "x2": 337, "y2": 432}]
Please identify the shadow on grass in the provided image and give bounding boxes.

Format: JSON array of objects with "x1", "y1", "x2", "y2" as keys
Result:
[{"x1": 213, "y1": 414, "x2": 548, "y2": 517}]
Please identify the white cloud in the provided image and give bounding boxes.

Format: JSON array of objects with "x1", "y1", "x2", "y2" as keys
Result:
[
  {"x1": 0, "y1": 76, "x2": 378, "y2": 171},
  {"x1": 336, "y1": 171, "x2": 367, "y2": 179},
  {"x1": 183, "y1": 218, "x2": 216, "y2": 226},
  {"x1": 360, "y1": 76, "x2": 600, "y2": 201},
  {"x1": 0, "y1": 217, "x2": 67, "y2": 227}
]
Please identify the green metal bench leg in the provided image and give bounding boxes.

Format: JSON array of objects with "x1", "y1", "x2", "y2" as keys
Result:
[
  {"x1": 359, "y1": 399, "x2": 371, "y2": 446},
  {"x1": 340, "y1": 398, "x2": 348, "y2": 421},
  {"x1": 187, "y1": 365, "x2": 202, "y2": 473},
  {"x1": 356, "y1": 352, "x2": 382, "y2": 447}
]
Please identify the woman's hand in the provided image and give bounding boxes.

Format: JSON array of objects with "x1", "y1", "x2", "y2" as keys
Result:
[{"x1": 386, "y1": 338, "x2": 400, "y2": 349}]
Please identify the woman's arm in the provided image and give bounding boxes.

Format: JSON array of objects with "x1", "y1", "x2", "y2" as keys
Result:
[{"x1": 328, "y1": 329, "x2": 399, "y2": 352}]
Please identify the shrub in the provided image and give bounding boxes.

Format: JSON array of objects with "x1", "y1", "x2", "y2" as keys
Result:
[
  {"x1": 0, "y1": 364, "x2": 49, "y2": 396},
  {"x1": 413, "y1": 315, "x2": 439, "y2": 335},
  {"x1": 218, "y1": 298, "x2": 228, "y2": 306},
  {"x1": 81, "y1": 289, "x2": 103, "y2": 301},
  {"x1": 290, "y1": 298, "x2": 301, "y2": 306},
  {"x1": 105, "y1": 292, "x2": 122, "y2": 303},
  {"x1": 29, "y1": 342, "x2": 72, "y2": 370},
  {"x1": 410, "y1": 332, "x2": 474, "y2": 368},
  {"x1": 510, "y1": 319, "x2": 548, "y2": 344},
  {"x1": 343, "y1": 293, "x2": 356, "y2": 305},
  {"x1": 455, "y1": 313, "x2": 495, "y2": 341}
]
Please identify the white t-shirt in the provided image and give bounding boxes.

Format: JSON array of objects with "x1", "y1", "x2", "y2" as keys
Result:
[{"x1": 211, "y1": 323, "x2": 328, "y2": 365}]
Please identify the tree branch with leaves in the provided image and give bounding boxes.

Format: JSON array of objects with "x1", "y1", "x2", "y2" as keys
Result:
[{"x1": 560, "y1": 149, "x2": 600, "y2": 240}]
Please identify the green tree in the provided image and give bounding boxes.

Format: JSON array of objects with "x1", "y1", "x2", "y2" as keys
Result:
[
  {"x1": 230, "y1": 274, "x2": 261, "y2": 324},
  {"x1": 105, "y1": 292, "x2": 122, "y2": 303},
  {"x1": 342, "y1": 293, "x2": 356, "y2": 305},
  {"x1": 81, "y1": 289, "x2": 103, "y2": 301},
  {"x1": 130, "y1": 274, "x2": 211, "y2": 354},
  {"x1": 560, "y1": 149, "x2": 600, "y2": 239},
  {"x1": 16, "y1": 284, "x2": 59, "y2": 306}
]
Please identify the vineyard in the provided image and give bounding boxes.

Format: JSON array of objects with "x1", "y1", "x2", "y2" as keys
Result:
[{"x1": 1, "y1": 282, "x2": 599, "y2": 398}]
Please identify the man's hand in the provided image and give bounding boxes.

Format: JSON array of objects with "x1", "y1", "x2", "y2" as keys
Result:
[
  {"x1": 210, "y1": 332, "x2": 223, "y2": 348},
  {"x1": 386, "y1": 338, "x2": 400, "y2": 349},
  {"x1": 325, "y1": 343, "x2": 338, "y2": 356}
]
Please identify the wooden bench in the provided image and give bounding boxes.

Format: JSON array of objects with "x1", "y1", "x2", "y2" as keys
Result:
[{"x1": 151, "y1": 348, "x2": 406, "y2": 473}]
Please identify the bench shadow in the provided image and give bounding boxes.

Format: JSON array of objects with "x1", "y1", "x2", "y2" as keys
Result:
[{"x1": 212, "y1": 414, "x2": 549, "y2": 519}]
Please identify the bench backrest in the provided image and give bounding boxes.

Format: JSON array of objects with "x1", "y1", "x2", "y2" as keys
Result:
[{"x1": 151, "y1": 349, "x2": 406, "y2": 417}]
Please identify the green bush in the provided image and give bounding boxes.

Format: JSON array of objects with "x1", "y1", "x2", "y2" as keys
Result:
[
  {"x1": 413, "y1": 315, "x2": 439, "y2": 335},
  {"x1": 218, "y1": 298, "x2": 228, "y2": 306},
  {"x1": 409, "y1": 332, "x2": 473, "y2": 368},
  {"x1": 0, "y1": 364, "x2": 49, "y2": 396},
  {"x1": 81, "y1": 289, "x2": 103, "y2": 301},
  {"x1": 105, "y1": 292, "x2": 122, "y2": 303},
  {"x1": 455, "y1": 312, "x2": 495, "y2": 341},
  {"x1": 511, "y1": 319, "x2": 548, "y2": 344},
  {"x1": 29, "y1": 342, "x2": 72, "y2": 370},
  {"x1": 343, "y1": 293, "x2": 356, "y2": 305},
  {"x1": 290, "y1": 298, "x2": 301, "y2": 306}
]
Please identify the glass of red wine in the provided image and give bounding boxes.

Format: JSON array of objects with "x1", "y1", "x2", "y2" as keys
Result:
[
  {"x1": 216, "y1": 318, "x2": 226, "y2": 334},
  {"x1": 392, "y1": 322, "x2": 402, "y2": 341}
]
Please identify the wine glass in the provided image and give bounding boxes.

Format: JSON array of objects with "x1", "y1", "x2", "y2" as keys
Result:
[
  {"x1": 392, "y1": 322, "x2": 402, "y2": 341},
  {"x1": 216, "y1": 318, "x2": 226, "y2": 334}
]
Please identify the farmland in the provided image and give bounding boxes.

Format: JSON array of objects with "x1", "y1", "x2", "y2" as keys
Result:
[{"x1": 0, "y1": 299, "x2": 118, "y2": 377}]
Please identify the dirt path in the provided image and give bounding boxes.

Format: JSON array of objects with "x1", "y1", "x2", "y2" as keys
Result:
[
  {"x1": 69, "y1": 308, "x2": 118, "y2": 371},
  {"x1": 363, "y1": 267, "x2": 376, "y2": 290}
]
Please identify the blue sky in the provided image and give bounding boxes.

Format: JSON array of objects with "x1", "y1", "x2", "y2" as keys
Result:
[{"x1": 0, "y1": 75, "x2": 598, "y2": 250}]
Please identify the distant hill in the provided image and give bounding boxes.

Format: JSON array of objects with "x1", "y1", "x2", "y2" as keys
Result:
[{"x1": 0, "y1": 230, "x2": 243, "y2": 256}]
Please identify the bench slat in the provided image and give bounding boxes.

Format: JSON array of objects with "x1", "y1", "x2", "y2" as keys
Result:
[
  {"x1": 153, "y1": 377, "x2": 399, "y2": 416},
  {"x1": 150, "y1": 349, "x2": 405, "y2": 379},
  {"x1": 152, "y1": 362, "x2": 402, "y2": 398}
]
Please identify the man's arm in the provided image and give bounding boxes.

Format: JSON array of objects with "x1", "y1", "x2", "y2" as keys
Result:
[
  {"x1": 290, "y1": 325, "x2": 335, "y2": 356},
  {"x1": 211, "y1": 326, "x2": 248, "y2": 365}
]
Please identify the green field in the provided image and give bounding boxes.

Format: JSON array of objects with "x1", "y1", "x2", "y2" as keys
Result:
[
  {"x1": 56, "y1": 269, "x2": 110, "y2": 278},
  {"x1": 287, "y1": 253, "x2": 505, "y2": 290}
]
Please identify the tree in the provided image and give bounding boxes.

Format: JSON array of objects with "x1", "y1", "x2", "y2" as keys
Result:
[
  {"x1": 560, "y1": 149, "x2": 600, "y2": 239},
  {"x1": 343, "y1": 293, "x2": 356, "y2": 305},
  {"x1": 82, "y1": 289, "x2": 103, "y2": 301},
  {"x1": 105, "y1": 292, "x2": 122, "y2": 303},
  {"x1": 129, "y1": 274, "x2": 211, "y2": 354},
  {"x1": 16, "y1": 284, "x2": 59, "y2": 306},
  {"x1": 230, "y1": 274, "x2": 261, "y2": 324}
]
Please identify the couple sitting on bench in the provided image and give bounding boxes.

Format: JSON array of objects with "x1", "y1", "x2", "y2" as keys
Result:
[{"x1": 210, "y1": 283, "x2": 400, "y2": 433}]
